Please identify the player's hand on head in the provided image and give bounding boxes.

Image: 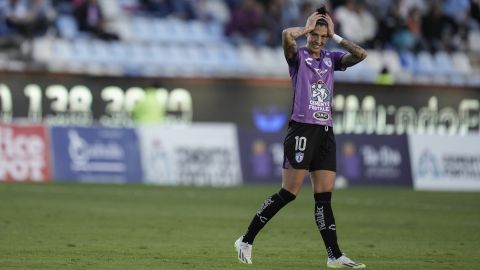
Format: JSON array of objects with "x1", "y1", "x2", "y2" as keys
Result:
[
  {"x1": 320, "y1": 14, "x2": 335, "y2": 37},
  {"x1": 305, "y1": 12, "x2": 323, "y2": 32}
]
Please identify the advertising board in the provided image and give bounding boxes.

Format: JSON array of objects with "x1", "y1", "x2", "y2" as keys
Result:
[
  {"x1": 336, "y1": 134, "x2": 412, "y2": 186},
  {"x1": 0, "y1": 124, "x2": 51, "y2": 182},
  {"x1": 237, "y1": 129, "x2": 284, "y2": 183},
  {"x1": 409, "y1": 134, "x2": 480, "y2": 191},
  {"x1": 50, "y1": 126, "x2": 143, "y2": 183},
  {"x1": 1, "y1": 73, "x2": 478, "y2": 135},
  {"x1": 139, "y1": 124, "x2": 242, "y2": 186}
]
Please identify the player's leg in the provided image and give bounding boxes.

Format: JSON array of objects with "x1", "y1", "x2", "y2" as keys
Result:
[
  {"x1": 310, "y1": 169, "x2": 341, "y2": 258},
  {"x1": 242, "y1": 167, "x2": 302, "y2": 244},
  {"x1": 235, "y1": 167, "x2": 303, "y2": 264},
  {"x1": 311, "y1": 170, "x2": 365, "y2": 268},
  {"x1": 235, "y1": 121, "x2": 311, "y2": 264},
  {"x1": 309, "y1": 127, "x2": 365, "y2": 268}
]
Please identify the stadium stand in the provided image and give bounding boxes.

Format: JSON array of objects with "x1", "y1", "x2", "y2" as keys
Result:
[{"x1": 0, "y1": 0, "x2": 479, "y2": 85}]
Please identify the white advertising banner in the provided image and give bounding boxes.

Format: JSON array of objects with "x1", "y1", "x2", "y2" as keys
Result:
[
  {"x1": 408, "y1": 134, "x2": 480, "y2": 191},
  {"x1": 139, "y1": 124, "x2": 242, "y2": 186}
]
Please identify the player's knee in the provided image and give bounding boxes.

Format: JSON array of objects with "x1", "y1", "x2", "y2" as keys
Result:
[{"x1": 278, "y1": 188, "x2": 297, "y2": 203}]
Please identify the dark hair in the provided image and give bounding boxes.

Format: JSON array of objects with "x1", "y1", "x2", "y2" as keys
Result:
[
  {"x1": 316, "y1": 6, "x2": 328, "y2": 15},
  {"x1": 316, "y1": 6, "x2": 328, "y2": 26}
]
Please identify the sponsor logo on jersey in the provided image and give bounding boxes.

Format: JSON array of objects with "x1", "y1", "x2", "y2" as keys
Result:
[
  {"x1": 305, "y1": 57, "x2": 313, "y2": 66},
  {"x1": 313, "y1": 111, "x2": 329, "y2": 120},
  {"x1": 323, "y1": 57, "x2": 332, "y2": 67},
  {"x1": 295, "y1": 152, "x2": 304, "y2": 163}
]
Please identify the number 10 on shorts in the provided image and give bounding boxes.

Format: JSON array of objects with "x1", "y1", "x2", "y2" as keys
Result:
[{"x1": 295, "y1": 136, "x2": 307, "y2": 151}]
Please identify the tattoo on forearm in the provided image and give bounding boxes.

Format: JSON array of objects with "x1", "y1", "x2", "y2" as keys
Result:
[
  {"x1": 283, "y1": 27, "x2": 306, "y2": 60},
  {"x1": 340, "y1": 39, "x2": 367, "y2": 67},
  {"x1": 284, "y1": 43, "x2": 297, "y2": 59},
  {"x1": 287, "y1": 27, "x2": 307, "y2": 40}
]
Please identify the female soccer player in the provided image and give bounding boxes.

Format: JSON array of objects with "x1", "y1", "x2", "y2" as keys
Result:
[{"x1": 234, "y1": 9, "x2": 368, "y2": 269}]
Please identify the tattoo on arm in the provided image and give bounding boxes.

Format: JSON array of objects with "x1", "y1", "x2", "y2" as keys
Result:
[
  {"x1": 283, "y1": 41, "x2": 298, "y2": 62},
  {"x1": 339, "y1": 39, "x2": 368, "y2": 68},
  {"x1": 282, "y1": 27, "x2": 309, "y2": 61}
]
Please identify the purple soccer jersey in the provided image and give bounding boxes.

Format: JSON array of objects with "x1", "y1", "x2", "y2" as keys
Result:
[{"x1": 287, "y1": 47, "x2": 346, "y2": 126}]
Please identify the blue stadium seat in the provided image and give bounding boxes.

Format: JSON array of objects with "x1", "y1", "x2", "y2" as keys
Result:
[
  {"x1": 398, "y1": 50, "x2": 416, "y2": 74},
  {"x1": 188, "y1": 21, "x2": 211, "y2": 44},
  {"x1": 365, "y1": 50, "x2": 383, "y2": 74},
  {"x1": 205, "y1": 21, "x2": 225, "y2": 43},
  {"x1": 32, "y1": 38, "x2": 53, "y2": 63},
  {"x1": 131, "y1": 17, "x2": 154, "y2": 43},
  {"x1": 151, "y1": 19, "x2": 170, "y2": 43},
  {"x1": 168, "y1": 18, "x2": 190, "y2": 44},
  {"x1": 415, "y1": 51, "x2": 436, "y2": 76},
  {"x1": 433, "y1": 51, "x2": 455, "y2": 76},
  {"x1": 56, "y1": 15, "x2": 78, "y2": 40},
  {"x1": 50, "y1": 39, "x2": 88, "y2": 73},
  {"x1": 239, "y1": 44, "x2": 262, "y2": 76},
  {"x1": 382, "y1": 50, "x2": 402, "y2": 74},
  {"x1": 383, "y1": 50, "x2": 412, "y2": 84},
  {"x1": 468, "y1": 30, "x2": 480, "y2": 53},
  {"x1": 451, "y1": 52, "x2": 473, "y2": 76},
  {"x1": 272, "y1": 47, "x2": 289, "y2": 78},
  {"x1": 342, "y1": 60, "x2": 376, "y2": 83}
]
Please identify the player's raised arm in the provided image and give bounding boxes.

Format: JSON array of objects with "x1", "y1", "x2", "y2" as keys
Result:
[
  {"x1": 282, "y1": 12, "x2": 323, "y2": 62},
  {"x1": 321, "y1": 14, "x2": 368, "y2": 69}
]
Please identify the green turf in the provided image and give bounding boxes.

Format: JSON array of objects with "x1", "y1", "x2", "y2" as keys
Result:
[{"x1": 0, "y1": 183, "x2": 479, "y2": 270}]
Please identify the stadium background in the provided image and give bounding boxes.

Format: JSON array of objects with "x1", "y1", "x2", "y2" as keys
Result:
[{"x1": 0, "y1": 0, "x2": 479, "y2": 269}]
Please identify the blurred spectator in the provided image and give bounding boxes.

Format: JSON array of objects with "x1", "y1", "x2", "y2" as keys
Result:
[
  {"x1": 375, "y1": 66, "x2": 395, "y2": 85},
  {"x1": 0, "y1": 1, "x2": 21, "y2": 55},
  {"x1": 406, "y1": 7, "x2": 422, "y2": 39},
  {"x1": 421, "y1": 0, "x2": 459, "y2": 52},
  {"x1": 73, "y1": 0, "x2": 119, "y2": 41},
  {"x1": 396, "y1": 0, "x2": 427, "y2": 19},
  {"x1": 196, "y1": 0, "x2": 231, "y2": 24},
  {"x1": 289, "y1": 1, "x2": 315, "y2": 46},
  {"x1": 260, "y1": 0, "x2": 285, "y2": 47},
  {"x1": 472, "y1": 0, "x2": 480, "y2": 26},
  {"x1": 280, "y1": 0, "x2": 300, "y2": 28},
  {"x1": 139, "y1": 0, "x2": 175, "y2": 17},
  {"x1": 442, "y1": 0, "x2": 470, "y2": 51},
  {"x1": 334, "y1": 0, "x2": 377, "y2": 46},
  {"x1": 0, "y1": 1, "x2": 15, "y2": 37},
  {"x1": 364, "y1": 0, "x2": 394, "y2": 19},
  {"x1": 132, "y1": 87, "x2": 165, "y2": 124},
  {"x1": 3, "y1": 0, "x2": 54, "y2": 38},
  {"x1": 375, "y1": 2, "x2": 403, "y2": 49},
  {"x1": 140, "y1": 0, "x2": 197, "y2": 20},
  {"x1": 442, "y1": 0, "x2": 470, "y2": 23},
  {"x1": 225, "y1": 0, "x2": 264, "y2": 46},
  {"x1": 293, "y1": 1, "x2": 315, "y2": 28},
  {"x1": 399, "y1": 6, "x2": 426, "y2": 51}
]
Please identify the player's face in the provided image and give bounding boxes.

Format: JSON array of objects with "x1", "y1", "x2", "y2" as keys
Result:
[{"x1": 307, "y1": 25, "x2": 329, "y2": 53}]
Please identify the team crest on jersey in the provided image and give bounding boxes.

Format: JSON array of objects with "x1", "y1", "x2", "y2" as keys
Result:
[
  {"x1": 323, "y1": 57, "x2": 332, "y2": 67},
  {"x1": 295, "y1": 152, "x2": 304, "y2": 163},
  {"x1": 310, "y1": 81, "x2": 330, "y2": 102}
]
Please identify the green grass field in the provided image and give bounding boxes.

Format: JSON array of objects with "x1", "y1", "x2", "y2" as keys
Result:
[{"x1": 0, "y1": 183, "x2": 479, "y2": 270}]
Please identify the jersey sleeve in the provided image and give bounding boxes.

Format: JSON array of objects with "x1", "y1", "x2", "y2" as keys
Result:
[{"x1": 332, "y1": 51, "x2": 347, "y2": 71}]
